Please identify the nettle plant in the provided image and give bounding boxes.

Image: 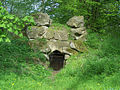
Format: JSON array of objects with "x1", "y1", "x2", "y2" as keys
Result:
[{"x1": 0, "y1": 2, "x2": 35, "y2": 42}]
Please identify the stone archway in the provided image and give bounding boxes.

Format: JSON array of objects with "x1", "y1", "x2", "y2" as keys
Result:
[{"x1": 49, "y1": 50, "x2": 65, "y2": 71}]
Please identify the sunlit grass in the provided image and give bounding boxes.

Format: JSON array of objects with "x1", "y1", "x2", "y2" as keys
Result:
[{"x1": 0, "y1": 30, "x2": 120, "y2": 90}]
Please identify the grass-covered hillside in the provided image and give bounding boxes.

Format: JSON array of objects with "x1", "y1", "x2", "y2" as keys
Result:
[{"x1": 0, "y1": 27, "x2": 120, "y2": 90}]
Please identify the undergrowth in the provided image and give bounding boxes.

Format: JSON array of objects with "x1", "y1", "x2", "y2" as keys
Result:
[
  {"x1": 44, "y1": 30, "x2": 119, "y2": 90},
  {"x1": 0, "y1": 28, "x2": 120, "y2": 90},
  {"x1": 0, "y1": 37, "x2": 51, "y2": 90},
  {"x1": 51, "y1": 30, "x2": 120, "y2": 90}
]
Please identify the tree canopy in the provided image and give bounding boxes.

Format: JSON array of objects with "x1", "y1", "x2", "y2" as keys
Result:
[
  {"x1": 0, "y1": 0, "x2": 120, "y2": 41},
  {"x1": 0, "y1": 1, "x2": 35, "y2": 42}
]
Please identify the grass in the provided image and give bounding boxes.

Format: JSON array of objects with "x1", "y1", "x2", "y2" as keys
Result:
[
  {"x1": 0, "y1": 37, "x2": 51, "y2": 90},
  {"x1": 0, "y1": 28, "x2": 120, "y2": 90},
  {"x1": 48, "y1": 23, "x2": 71, "y2": 31}
]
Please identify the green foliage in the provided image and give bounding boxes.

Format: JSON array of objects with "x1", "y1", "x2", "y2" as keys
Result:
[
  {"x1": 0, "y1": 38, "x2": 47, "y2": 74},
  {"x1": 0, "y1": 2, "x2": 35, "y2": 42},
  {"x1": 0, "y1": 0, "x2": 120, "y2": 89},
  {"x1": 45, "y1": 0, "x2": 82, "y2": 23},
  {"x1": 29, "y1": 38, "x2": 47, "y2": 62},
  {"x1": 45, "y1": 0, "x2": 119, "y2": 33},
  {"x1": 1, "y1": 0, "x2": 43, "y2": 17},
  {"x1": 0, "y1": 65, "x2": 51, "y2": 90},
  {"x1": 0, "y1": 28, "x2": 120, "y2": 90},
  {"x1": 85, "y1": 31, "x2": 102, "y2": 49},
  {"x1": 0, "y1": 37, "x2": 51, "y2": 89},
  {"x1": 47, "y1": 31, "x2": 120, "y2": 89},
  {"x1": 1, "y1": 0, "x2": 119, "y2": 33}
]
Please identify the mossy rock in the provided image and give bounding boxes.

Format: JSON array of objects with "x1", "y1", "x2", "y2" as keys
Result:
[
  {"x1": 27, "y1": 26, "x2": 48, "y2": 39},
  {"x1": 72, "y1": 40, "x2": 88, "y2": 53},
  {"x1": 29, "y1": 38, "x2": 50, "y2": 53},
  {"x1": 48, "y1": 23, "x2": 70, "y2": 32},
  {"x1": 43, "y1": 30, "x2": 54, "y2": 39},
  {"x1": 31, "y1": 12, "x2": 40, "y2": 19},
  {"x1": 31, "y1": 12, "x2": 51, "y2": 26},
  {"x1": 66, "y1": 48, "x2": 78, "y2": 55}
]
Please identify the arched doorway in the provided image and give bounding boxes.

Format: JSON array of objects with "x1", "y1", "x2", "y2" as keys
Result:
[{"x1": 49, "y1": 50, "x2": 65, "y2": 70}]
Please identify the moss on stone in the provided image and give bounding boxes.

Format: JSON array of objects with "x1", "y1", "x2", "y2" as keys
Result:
[
  {"x1": 73, "y1": 40, "x2": 88, "y2": 53},
  {"x1": 66, "y1": 48, "x2": 78, "y2": 54},
  {"x1": 48, "y1": 23, "x2": 70, "y2": 31},
  {"x1": 31, "y1": 12, "x2": 40, "y2": 19},
  {"x1": 29, "y1": 38, "x2": 48, "y2": 51}
]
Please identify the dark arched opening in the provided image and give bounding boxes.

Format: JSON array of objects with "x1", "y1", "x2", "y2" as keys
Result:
[{"x1": 49, "y1": 50, "x2": 65, "y2": 71}]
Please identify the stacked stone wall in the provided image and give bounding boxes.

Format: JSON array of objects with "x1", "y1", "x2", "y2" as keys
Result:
[{"x1": 27, "y1": 12, "x2": 87, "y2": 60}]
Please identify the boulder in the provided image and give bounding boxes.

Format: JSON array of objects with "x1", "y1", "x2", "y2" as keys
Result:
[
  {"x1": 32, "y1": 12, "x2": 52, "y2": 26},
  {"x1": 76, "y1": 32, "x2": 87, "y2": 41},
  {"x1": 70, "y1": 41, "x2": 76, "y2": 49},
  {"x1": 47, "y1": 40, "x2": 70, "y2": 52},
  {"x1": 71, "y1": 27, "x2": 86, "y2": 35},
  {"x1": 75, "y1": 31, "x2": 87, "y2": 41},
  {"x1": 65, "y1": 54, "x2": 70, "y2": 60},
  {"x1": 47, "y1": 40, "x2": 58, "y2": 52},
  {"x1": 71, "y1": 28, "x2": 87, "y2": 40},
  {"x1": 65, "y1": 47, "x2": 78, "y2": 55},
  {"x1": 43, "y1": 30, "x2": 54, "y2": 39},
  {"x1": 54, "y1": 30, "x2": 68, "y2": 40},
  {"x1": 27, "y1": 26, "x2": 48, "y2": 39},
  {"x1": 70, "y1": 40, "x2": 87, "y2": 52},
  {"x1": 44, "y1": 54, "x2": 49, "y2": 60},
  {"x1": 29, "y1": 38, "x2": 50, "y2": 53},
  {"x1": 67, "y1": 16, "x2": 84, "y2": 28}
]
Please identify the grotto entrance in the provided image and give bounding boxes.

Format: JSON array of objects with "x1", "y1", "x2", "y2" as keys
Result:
[{"x1": 49, "y1": 50, "x2": 65, "y2": 71}]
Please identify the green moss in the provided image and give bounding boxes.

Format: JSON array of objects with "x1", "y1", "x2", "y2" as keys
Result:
[
  {"x1": 73, "y1": 40, "x2": 88, "y2": 52},
  {"x1": 68, "y1": 33, "x2": 74, "y2": 40},
  {"x1": 48, "y1": 23, "x2": 71, "y2": 32},
  {"x1": 31, "y1": 12, "x2": 40, "y2": 19},
  {"x1": 29, "y1": 38, "x2": 47, "y2": 51},
  {"x1": 66, "y1": 48, "x2": 78, "y2": 54}
]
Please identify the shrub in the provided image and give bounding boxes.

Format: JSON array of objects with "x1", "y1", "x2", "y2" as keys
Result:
[
  {"x1": 0, "y1": 38, "x2": 47, "y2": 75},
  {"x1": 0, "y1": 2, "x2": 35, "y2": 42}
]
